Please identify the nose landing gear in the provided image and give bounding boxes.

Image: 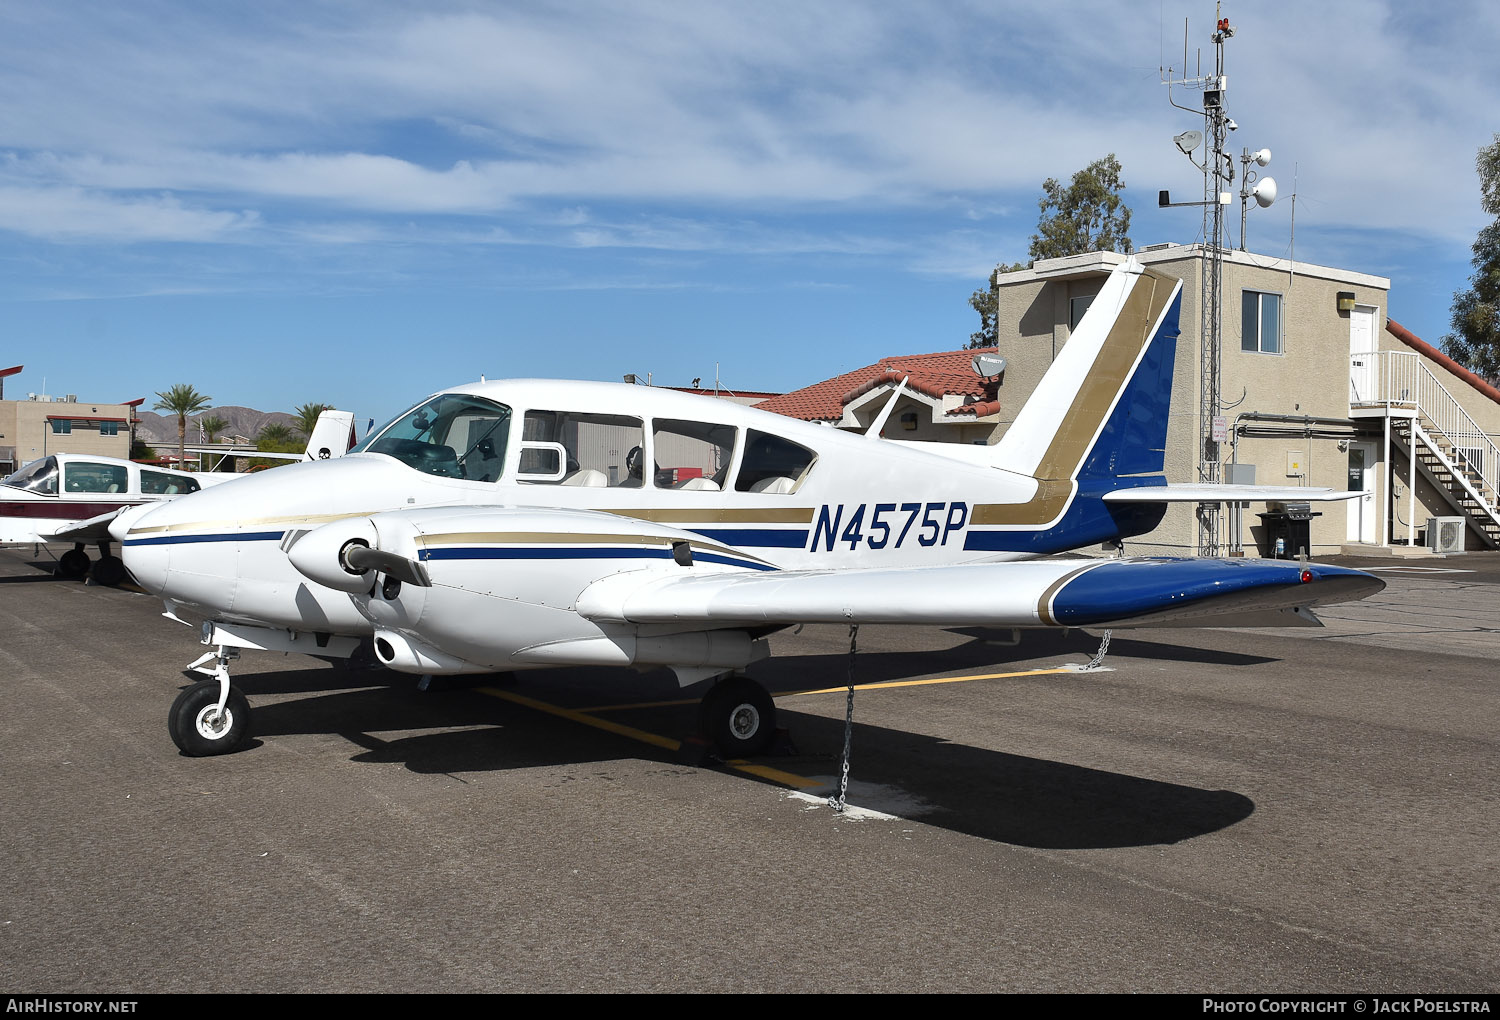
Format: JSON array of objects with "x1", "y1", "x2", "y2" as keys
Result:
[{"x1": 168, "y1": 648, "x2": 251, "y2": 756}]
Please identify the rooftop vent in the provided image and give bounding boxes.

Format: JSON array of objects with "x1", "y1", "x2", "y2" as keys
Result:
[{"x1": 1141, "y1": 243, "x2": 1175, "y2": 252}]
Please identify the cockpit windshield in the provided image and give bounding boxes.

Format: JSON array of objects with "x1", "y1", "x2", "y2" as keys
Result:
[
  {"x1": 1, "y1": 456, "x2": 60, "y2": 495},
  {"x1": 352, "y1": 394, "x2": 512, "y2": 481}
]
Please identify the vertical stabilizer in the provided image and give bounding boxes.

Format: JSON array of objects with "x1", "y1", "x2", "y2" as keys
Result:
[
  {"x1": 991, "y1": 259, "x2": 1183, "y2": 482},
  {"x1": 304, "y1": 410, "x2": 357, "y2": 461}
]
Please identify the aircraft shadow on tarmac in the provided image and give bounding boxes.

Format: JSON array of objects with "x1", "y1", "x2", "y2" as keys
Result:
[
  {"x1": 939, "y1": 626, "x2": 1279, "y2": 668},
  {"x1": 218, "y1": 661, "x2": 1256, "y2": 851}
]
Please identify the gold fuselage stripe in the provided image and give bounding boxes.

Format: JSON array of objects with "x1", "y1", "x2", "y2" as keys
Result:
[{"x1": 415, "y1": 530, "x2": 768, "y2": 565}]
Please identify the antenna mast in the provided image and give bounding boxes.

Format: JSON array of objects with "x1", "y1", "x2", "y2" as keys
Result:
[{"x1": 1161, "y1": 6, "x2": 1235, "y2": 557}]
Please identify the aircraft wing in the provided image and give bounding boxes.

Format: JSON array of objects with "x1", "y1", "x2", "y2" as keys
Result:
[
  {"x1": 49, "y1": 507, "x2": 131, "y2": 544},
  {"x1": 1102, "y1": 485, "x2": 1361, "y2": 502},
  {"x1": 576, "y1": 556, "x2": 1384, "y2": 630}
]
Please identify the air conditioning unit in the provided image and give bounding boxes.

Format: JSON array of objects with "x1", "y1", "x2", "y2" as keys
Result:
[{"x1": 1426, "y1": 517, "x2": 1465, "y2": 554}]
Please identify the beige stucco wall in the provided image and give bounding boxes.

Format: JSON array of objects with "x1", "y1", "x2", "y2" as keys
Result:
[{"x1": 1, "y1": 400, "x2": 135, "y2": 468}]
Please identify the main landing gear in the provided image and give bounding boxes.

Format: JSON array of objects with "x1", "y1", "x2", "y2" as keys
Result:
[
  {"x1": 54, "y1": 540, "x2": 127, "y2": 586},
  {"x1": 168, "y1": 647, "x2": 251, "y2": 756},
  {"x1": 698, "y1": 675, "x2": 778, "y2": 758}
]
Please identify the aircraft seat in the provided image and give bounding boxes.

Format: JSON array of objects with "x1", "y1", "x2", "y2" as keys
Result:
[
  {"x1": 674, "y1": 477, "x2": 720, "y2": 491},
  {"x1": 749, "y1": 476, "x2": 796, "y2": 494},
  {"x1": 561, "y1": 468, "x2": 608, "y2": 487}
]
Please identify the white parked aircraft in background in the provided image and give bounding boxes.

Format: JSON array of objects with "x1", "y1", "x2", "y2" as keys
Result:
[
  {"x1": 111, "y1": 260, "x2": 1382, "y2": 758},
  {"x1": 1, "y1": 410, "x2": 356, "y2": 585}
]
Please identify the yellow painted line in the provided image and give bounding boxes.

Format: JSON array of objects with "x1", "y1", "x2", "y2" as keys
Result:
[
  {"x1": 575, "y1": 665, "x2": 1077, "y2": 713},
  {"x1": 576, "y1": 696, "x2": 702, "y2": 712},
  {"x1": 727, "y1": 763, "x2": 824, "y2": 789},
  {"x1": 476, "y1": 686, "x2": 679, "y2": 751},
  {"x1": 474, "y1": 686, "x2": 824, "y2": 789},
  {"x1": 782, "y1": 665, "x2": 1075, "y2": 697}
]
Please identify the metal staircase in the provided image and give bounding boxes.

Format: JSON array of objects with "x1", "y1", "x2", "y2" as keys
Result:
[{"x1": 1351, "y1": 350, "x2": 1500, "y2": 549}]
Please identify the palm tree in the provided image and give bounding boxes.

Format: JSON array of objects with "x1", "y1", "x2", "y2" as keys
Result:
[
  {"x1": 257, "y1": 422, "x2": 295, "y2": 445},
  {"x1": 198, "y1": 415, "x2": 229, "y2": 444},
  {"x1": 153, "y1": 384, "x2": 212, "y2": 468},
  {"x1": 293, "y1": 402, "x2": 333, "y2": 438}
]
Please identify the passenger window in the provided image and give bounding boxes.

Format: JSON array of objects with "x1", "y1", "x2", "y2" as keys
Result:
[
  {"x1": 521, "y1": 410, "x2": 645, "y2": 487},
  {"x1": 141, "y1": 469, "x2": 201, "y2": 495},
  {"x1": 734, "y1": 430, "x2": 816, "y2": 493},
  {"x1": 64, "y1": 461, "x2": 129, "y2": 494},
  {"x1": 652, "y1": 419, "x2": 736, "y2": 491}
]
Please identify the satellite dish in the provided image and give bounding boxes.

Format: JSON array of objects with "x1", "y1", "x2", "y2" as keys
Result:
[
  {"x1": 1173, "y1": 130, "x2": 1203, "y2": 155},
  {"x1": 971, "y1": 352, "x2": 1007, "y2": 378},
  {"x1": 1253, "y1": 177, "x2": 1278, "y2": 208},
  {"x1": 1252, "y1": 148, "x2": 1272, "y2": 166}
]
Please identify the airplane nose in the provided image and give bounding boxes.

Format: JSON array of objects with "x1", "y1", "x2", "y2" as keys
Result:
[{"x1": 116, "y1": 503, "x2": 170, "y2": 595}]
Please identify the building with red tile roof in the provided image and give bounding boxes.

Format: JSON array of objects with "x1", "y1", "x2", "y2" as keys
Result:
[{"x1": 754, "y1": 349, "x2": 1004, "y2": 444}]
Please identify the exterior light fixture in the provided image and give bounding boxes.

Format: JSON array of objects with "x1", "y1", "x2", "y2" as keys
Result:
[
  {"x1": 900, "y1": 412, "x2": 919, "y2": 431},
  {"x1": 1336, "y1": 292, "x2": 1356, "y2": 312}
]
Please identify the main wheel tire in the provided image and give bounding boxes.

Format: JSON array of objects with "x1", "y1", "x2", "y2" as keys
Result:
[
  {"x1": 168, "y1": 680, "x2": 251, "y2": 756},
  {"x1": 699, "y1": 677, "x2": 777, "y2": 759},
  {"x1": 90, "y1": 555, "x2": 127, "y2": 587},
  {"x1": 57, "y1": 549, "x2": 90, "y2": 579}
]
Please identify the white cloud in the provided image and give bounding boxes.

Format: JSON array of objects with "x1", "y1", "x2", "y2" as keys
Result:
[
  {"x1": 0, "y1": 186, "x2": 257, "y2": 242},
  {"x1": 0, "y1": 1, "x2": 1492, "y2": 253}
]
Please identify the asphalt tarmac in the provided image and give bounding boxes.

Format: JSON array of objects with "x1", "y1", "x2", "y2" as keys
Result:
[{"x1": 1, "y1": 546, "x2": 1496, "y2": 993}]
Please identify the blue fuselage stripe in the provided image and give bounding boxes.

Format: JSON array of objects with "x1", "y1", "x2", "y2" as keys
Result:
[
  {"x1": 691, "y1": 528, "x2": 808, "y2": 548},
  {"x1": 123, "y1": 530, "x2": 285, "y2": 547}
]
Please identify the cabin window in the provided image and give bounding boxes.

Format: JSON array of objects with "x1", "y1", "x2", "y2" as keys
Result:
[
  {"x1": 64, "y1": 461, "x2": 128, "y2": 494},
  {"x1": 734, "y1": 430, "x2": 817, "y2": 493},
  {"x1": 355, "y1": 394, "x2": 512, "y2": 481},
  {"x1": 1241, "y1": 290, "x2": 1283, "y2": 354},
  {"x1": 141, "y1": 469, "x2": 201, "y2": 495},
  {"x1": 1, "y1": 456, "x2": 59, "y2": 495},
  {"x1": 520, "y1": 410, "x2": 645, "y2": 487},
  {"x1": 652, "y1": 419, "x2": 736, "y2": 491}
]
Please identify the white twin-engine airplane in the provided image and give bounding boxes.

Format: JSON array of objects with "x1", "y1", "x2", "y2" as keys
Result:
[
  {"x1": 0, "y1": 411, "x2": 356, "y2": 586},
  {"x1": 111, "y1": 259, "x2": 1383, "y2": 759}
]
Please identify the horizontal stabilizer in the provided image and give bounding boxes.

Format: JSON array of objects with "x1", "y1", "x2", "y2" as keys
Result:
[{"x1": 1102, "y1": 485, "x2": 1361, "y2": 503}]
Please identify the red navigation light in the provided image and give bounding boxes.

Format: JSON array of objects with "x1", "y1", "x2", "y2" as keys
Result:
[
  {"x1": 1300, "y1": 569, "x2": 1313, "y2": 584},
  {"x1": 1218, "y1": 18, "x2": 1230, "y2": 32}
]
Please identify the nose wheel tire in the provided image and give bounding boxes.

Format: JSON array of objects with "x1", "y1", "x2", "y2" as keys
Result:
[
  {"x1": 699, "y1": 677, "x2": 777, "y2": 759},
  {"x1": 168, "y1": 679, "x2": 251, "y2": 756}
]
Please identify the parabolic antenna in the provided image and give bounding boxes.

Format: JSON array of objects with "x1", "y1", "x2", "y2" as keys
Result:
[
  {"x1": 971, "y1": 352, "x2": 1007, "y2": 378},
  {"x1": 1253, "y1": 177, "x2": 1278, "y2": 208},
  {"x1": 1174, "y1": 130, "x2": 1203, "y2": 155}
]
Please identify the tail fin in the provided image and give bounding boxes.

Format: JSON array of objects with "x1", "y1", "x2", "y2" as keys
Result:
[
  {"x1": 991, "y1": 258, "x2": 1183, "y2": 482},
  {"x1": 303, "y1": 410, "x2": 357, "y2": 461}
]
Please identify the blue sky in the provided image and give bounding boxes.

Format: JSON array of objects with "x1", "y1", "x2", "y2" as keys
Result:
[{"x1": 1, "y1": 0, "x2": 1496, "y2": 427}]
